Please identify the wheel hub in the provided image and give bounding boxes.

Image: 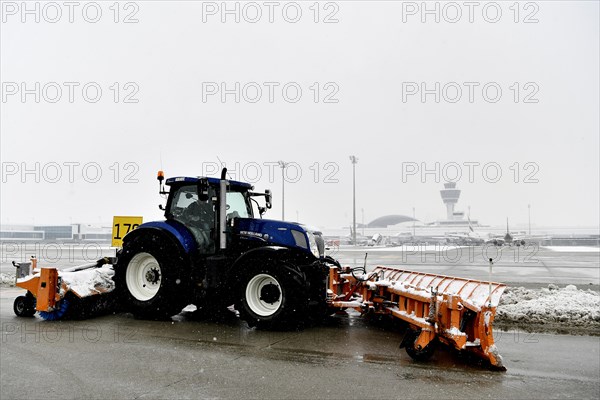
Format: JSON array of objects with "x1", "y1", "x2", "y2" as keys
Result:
[
  {"x1": 259, "y1": 283, "x2": 281, "y2": 304},
  {"x1": 145, "y1": 268, "x2": 161, "y2": 285}
]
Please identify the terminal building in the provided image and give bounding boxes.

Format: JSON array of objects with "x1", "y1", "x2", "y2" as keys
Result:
[{"x1": 0, "y1": 224, "x2": 112, "y2": 242}]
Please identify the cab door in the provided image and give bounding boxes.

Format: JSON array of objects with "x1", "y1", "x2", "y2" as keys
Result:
[{"x1": 168, "y1": 184, "x2": 217, "y2": 254}]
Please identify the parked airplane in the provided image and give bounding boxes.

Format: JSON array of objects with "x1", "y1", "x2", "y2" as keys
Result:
[
  {"x1": 451, "y1": 218, "x2": 546, "y2": 247},
  {"x1": 445, "y1": 217, "x2": 492, "y2": 245},
  {"x1": 492, "y1": 218, "x2": 548, "y2": 247},
  {"x1": 323, "y1": 227, "x2": 377, "y2": 246}
]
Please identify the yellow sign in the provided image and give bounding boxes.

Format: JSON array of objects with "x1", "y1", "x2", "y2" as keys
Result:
[{"x1": 111, "y1": 216, "x2": 143, "y2": 247}]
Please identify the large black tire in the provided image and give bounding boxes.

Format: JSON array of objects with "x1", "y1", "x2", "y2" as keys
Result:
[
  {"x1": 13, "y1": 295, "x2": 36, "y2": 317},
  {"x1": 235, "y1": 260, "x2": 308, "y2": 330},
  {"x1": 115, "y1": 231, "x2": 191, "y2": 320},
  {"x1": 403, "y1": 329, "x2": 437, "y2": 362}
]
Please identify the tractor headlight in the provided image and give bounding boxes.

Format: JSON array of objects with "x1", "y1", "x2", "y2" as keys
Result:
[{"x1": 307, "y1": 232, "x2": 323, "y2": 258}]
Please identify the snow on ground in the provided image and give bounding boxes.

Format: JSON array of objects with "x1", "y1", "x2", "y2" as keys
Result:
[
  {"x1": 343, "y1": 245, "x2": 600, "y2": 253},
  {"x1": 338, "y1": 245, "x2": 469, "y2": 252},
  {"x1": 544, "y1": 246, "x2": 600, "y2": 252},
  {"x1": 496, "y1": 284, "x2": 600, "y2": 332},
  {"x1": 0, "y1": 273, "x2": 15, "y2": 287}
]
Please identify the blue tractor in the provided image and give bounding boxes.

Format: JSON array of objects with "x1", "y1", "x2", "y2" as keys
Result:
[{"x1": 115, "y1": 169, "x2": 337, "y2": 328}]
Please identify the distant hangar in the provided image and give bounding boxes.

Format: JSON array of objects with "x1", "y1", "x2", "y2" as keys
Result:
[{"x1": 367, "y1": 215, "x2": 416, "y2": 228}]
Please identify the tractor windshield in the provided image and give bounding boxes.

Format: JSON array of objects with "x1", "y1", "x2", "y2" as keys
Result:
[
  {"x1": 166, "y1": 184, "x2": 252, "y2": 253},
  {"x1": 226, "y1": 191, "x2": 252, "y2": 219}
]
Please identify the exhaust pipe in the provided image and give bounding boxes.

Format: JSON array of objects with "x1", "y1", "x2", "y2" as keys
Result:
[{"x1": 219, "y1": 168, "x2": 228, "y2": 250}]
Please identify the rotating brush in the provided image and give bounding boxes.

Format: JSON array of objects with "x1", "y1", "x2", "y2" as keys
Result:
[{"x1": 39, "y1": 298, "x2": 70, "y2": 321}]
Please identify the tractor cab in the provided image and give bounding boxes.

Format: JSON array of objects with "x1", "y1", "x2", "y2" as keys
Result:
[
  {"x1": 162, "y1": 176, "x2": 257, "y2": 254},
  {"x1": 157, "y1": 172, "x2": 320, "y2": 259},
  {"x1": 156, "y1": 170, "x2": 327, "y2": 255}
]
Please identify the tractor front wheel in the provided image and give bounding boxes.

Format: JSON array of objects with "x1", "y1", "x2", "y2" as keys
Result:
[{"x1": 236, "y1": 261, "x2": 308, "y2": 330}]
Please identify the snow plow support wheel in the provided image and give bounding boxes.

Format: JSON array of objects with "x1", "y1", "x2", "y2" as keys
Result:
[
  {"x1": 13, "y1": 295, "x2": 35, "y2": 318},
  {"x1": 404, "y1": 330, "x2": 437, "y2": 362}
]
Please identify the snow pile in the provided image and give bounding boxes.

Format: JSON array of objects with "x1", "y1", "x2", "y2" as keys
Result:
[
  {"x1": 60, "y1": 265, "x2": 115, "y2": 297},
  {"x1": 496, "y1": 284, "x2": 600, "y2": 332},
  {"x1": 182, "y1": 304, "x2": 197, "y2": 312},
  {"x1": 0, "y1": 273, "x2": 16, "y2": 287},
  {"x1": 545, "y1": 246, "x2": 600, "y2": 253}
]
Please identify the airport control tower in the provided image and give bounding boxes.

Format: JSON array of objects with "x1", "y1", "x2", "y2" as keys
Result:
[{"x1": 440, "y1": 182, "x2": 461, "y2": 220}]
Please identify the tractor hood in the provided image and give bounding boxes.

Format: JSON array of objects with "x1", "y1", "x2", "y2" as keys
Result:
[{"x1": 234, "y1": 218, "x2": 324, "y2": 258}]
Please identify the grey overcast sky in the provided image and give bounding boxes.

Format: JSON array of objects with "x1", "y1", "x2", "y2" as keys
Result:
[{"x1": 1, "y1": 1, "x2": 598, "y2": 230}]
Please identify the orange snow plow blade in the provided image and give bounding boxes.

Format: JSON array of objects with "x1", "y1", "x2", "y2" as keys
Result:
[{"x1": 328, "y1": 265, "x2": 507, "y2": 370}]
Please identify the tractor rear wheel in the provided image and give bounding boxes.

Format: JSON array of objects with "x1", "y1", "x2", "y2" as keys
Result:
[
  {"x1": 115, "y1": 232, "x2": 191, "y2": 320},
  {"x1": 236, "y1": 261, "x2": 308, "y2": 330}
]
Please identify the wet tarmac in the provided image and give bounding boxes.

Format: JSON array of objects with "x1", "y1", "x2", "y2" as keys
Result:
[
  {"x1": 1, "y1": 245, "x2": 599, "y2": 398},
  {"x1": 1, "y1": 287, "x2": 599, "y2": 399}
]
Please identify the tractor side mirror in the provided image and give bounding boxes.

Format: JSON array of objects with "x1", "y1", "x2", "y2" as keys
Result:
[
  {"x1": 265, "y1": 189, "x2": 272, "y2": 209},
  {"x1": 198, "y1": 178, "x2": 209, "y2": 201}
]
